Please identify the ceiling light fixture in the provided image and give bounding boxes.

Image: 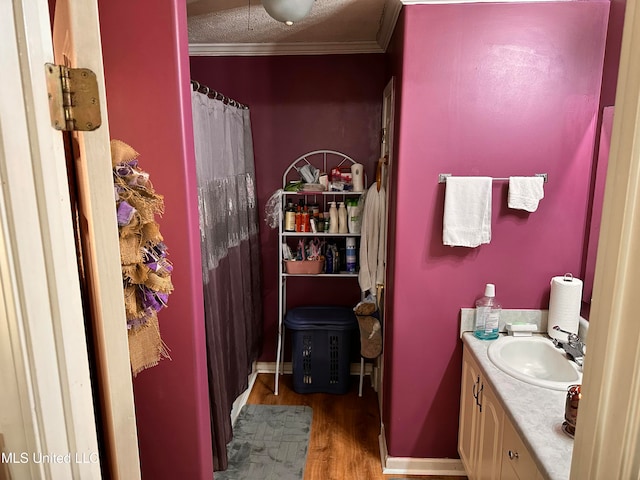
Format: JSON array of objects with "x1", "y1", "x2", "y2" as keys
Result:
[{"x1": 261, "y1": 0, "x2": 315, "y2": 26}]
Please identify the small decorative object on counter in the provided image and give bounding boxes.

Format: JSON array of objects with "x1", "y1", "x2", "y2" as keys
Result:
[
  {"x1": 474, "y1": 283, "x2": 501, "y2": 340},
  {"x1": 563, "y1": 384, "x2": 581, "y2": 438}
]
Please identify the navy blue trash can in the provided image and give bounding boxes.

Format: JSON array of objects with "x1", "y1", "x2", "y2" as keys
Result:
[{"x1": 284, "y1": 306, "x2": 357, "y2": 394}]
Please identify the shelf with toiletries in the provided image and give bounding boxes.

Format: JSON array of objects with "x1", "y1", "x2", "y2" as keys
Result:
[
  {"x1": 282, "y1": 272, "x2": 358, "y2": 278},
  {"x1": 282, "y1": 191, "x2": 364, "y2": 196},
  {"x1": 281, "y1": 236, "x2": 361, "y2": 276},
  {"x1": 275, "y1": 150, "x2": 367, "y2": 395},
  {"x1": 281, "y1": 232, "x2": 361, "y2": 237}
]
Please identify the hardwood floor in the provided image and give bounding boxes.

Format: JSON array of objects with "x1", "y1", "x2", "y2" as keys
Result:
[{"x1": 247, "y1": 373, "x2": 467, "y2": 480}]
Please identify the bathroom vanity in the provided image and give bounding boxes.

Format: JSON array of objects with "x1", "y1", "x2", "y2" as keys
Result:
[{"x1": 459, "y1": 333, "x2": 576, "y2": 480}]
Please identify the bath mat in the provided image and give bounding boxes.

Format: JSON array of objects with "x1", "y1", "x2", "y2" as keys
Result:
[{"x1": 216, "y1": 404, "x2": 313, "y2": 480}]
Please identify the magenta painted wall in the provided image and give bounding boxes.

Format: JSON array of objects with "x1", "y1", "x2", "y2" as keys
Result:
[
  {"x1": 384, "y1": 2, "x2": 609, "y2": 458},
  {"x1": 98, "y1": 1, "x2": 214, "y2": 479},
  {"x1": 190, "y1": 55, "x2": 387, "y2": 361}
]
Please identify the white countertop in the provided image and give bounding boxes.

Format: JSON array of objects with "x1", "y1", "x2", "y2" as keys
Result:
[{"x1": 462, "y1": 332, "x2": 576, "y2": 480}]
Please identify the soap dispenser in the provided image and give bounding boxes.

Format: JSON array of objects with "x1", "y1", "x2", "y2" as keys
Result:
[{"x1": 474, "y1": 283, "x2": 501, "y2": 340}]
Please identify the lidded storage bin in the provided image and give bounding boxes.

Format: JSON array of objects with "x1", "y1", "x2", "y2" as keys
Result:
[{"x1": 284, "y1": 306, "x2": 357, "y2": 394}]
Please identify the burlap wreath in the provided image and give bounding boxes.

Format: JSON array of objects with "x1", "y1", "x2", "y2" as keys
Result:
[{"x1": 111, "y1": 139, "x2": 172, "y2": 376}]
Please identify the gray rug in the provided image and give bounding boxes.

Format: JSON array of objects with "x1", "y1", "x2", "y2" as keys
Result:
[{"x1": 216, "y1": 404, "x2": 313, "y2": 480}]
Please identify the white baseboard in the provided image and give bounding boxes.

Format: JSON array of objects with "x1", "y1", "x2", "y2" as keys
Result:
[
  {"x1": 379, "y1": 423, "x2": 466, "y2": 476},
  {"x1": 230, "y1": 362, "x2": 259, "y2": 425},
  {"x1": 255, "y1": 361, "x2": 373, "y2": 376},
  {"x1": 256, "y1": 361, "x2": 293, "y2": 374}
]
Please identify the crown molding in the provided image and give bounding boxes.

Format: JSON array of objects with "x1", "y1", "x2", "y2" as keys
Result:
[
  {"x1": 377, "y1": 0, "x2": 403, "y2": 51},
  {"x1": 189, "y1": 41, "x2": 384, "y2": 57}
]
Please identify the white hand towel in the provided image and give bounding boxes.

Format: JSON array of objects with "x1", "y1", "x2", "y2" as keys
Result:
[
  {"x1": 508, "y1": 176, "x2": 544, "y2": 212},
  {"x1": 443, "y1": 177, "x2": 492, "y2": 248}
]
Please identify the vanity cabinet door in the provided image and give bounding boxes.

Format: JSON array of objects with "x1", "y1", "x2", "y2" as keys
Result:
[
  {"x1": 459, "y1": 350, "x2": 481, "y2": 476},
  {"x1": 459, "y1": 349, "x2": 504, "y2": 480},
  {"x1": 476, "y1": 378, "x2": 504, "y2": 480},
  {"x1": 500, "y1": 417, "x2": 541, "y2": 480}
]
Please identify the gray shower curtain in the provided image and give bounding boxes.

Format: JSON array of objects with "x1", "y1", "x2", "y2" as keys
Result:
[{"x1": 191, "y1": 88, "x2": 262, "y2": 471}]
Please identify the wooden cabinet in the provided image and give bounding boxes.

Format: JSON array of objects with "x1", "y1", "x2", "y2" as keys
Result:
[
  {"x1": 459, "y1": 348, "x2": 504, "y2": 480},
  {"x1": 459, "y1": 346, "x2": 544, "y2": 480},
  {"x1": 500, "y1": 419, "x2": 543, "y2": 480}
]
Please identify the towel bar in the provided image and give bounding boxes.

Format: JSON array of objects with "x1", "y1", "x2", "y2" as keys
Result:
[{"x1": 438, "y1": 173, "x2": 548, "y2": 184}]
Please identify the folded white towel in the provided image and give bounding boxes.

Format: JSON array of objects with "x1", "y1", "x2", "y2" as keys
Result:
[
  {"x1": 443, "y1": 177, "x2": 492, "y2": 247},
  {"x1": 508, "y1": 176, "x2": 544, "y2": 212}
]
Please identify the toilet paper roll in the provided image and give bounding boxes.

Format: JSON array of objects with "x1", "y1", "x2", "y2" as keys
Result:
[{"x1": 547, "y1": 273, "x2": 583, "y2": 342}]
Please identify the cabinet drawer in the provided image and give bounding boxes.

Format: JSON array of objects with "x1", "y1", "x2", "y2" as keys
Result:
[{"x1": 501, "y1": 419, "x2": 540, "y2": 480}]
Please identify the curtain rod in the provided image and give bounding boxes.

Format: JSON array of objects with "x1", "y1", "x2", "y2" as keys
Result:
[{"x1": 190, "y1": 79, "x2": 249, "y2": 110}]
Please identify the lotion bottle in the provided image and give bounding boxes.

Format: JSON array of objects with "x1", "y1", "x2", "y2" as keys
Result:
[
  {"x1": 474, "y1": 283, "x2": 501, "y2": 340},
  {"x1": 329, "y1": 202, "x2": 339, "y2": 233},
  {"x1": 338, "y1": 202, "x2": 348, "y2": 233}
]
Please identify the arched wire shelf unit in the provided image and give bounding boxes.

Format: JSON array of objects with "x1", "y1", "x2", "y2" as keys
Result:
[{"x1": 275, "y1": 150, "x2": 368, "y2": 396}]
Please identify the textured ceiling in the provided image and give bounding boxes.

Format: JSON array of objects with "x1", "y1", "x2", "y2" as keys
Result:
[{"x1": 187, "y1": 0, "x2": 389, "y2": 47}]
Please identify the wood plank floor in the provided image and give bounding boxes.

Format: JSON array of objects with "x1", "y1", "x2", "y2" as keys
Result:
[{"x1": 247, "y1": 373, "x2": 468, "y2": 480}]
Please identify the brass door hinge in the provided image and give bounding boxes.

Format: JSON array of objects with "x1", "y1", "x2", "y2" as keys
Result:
[{"x1": 45, "y1": 63, "x2": 101, "y2": 131}]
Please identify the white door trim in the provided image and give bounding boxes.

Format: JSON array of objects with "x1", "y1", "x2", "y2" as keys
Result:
[
  {"x1": 0, "y1": 0, "x2": 100, "y2": 477},
  {"x1": 51, "y1": 1, "x2": 141, "y2": 478},
  {"x1": 570, "y1": 0, "x2": 640, "y2": 477}
]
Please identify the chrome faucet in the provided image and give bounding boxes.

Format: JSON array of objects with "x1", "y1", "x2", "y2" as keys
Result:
[{"x1": 552, "y1": 326, "x2": 586, "y2": 367}]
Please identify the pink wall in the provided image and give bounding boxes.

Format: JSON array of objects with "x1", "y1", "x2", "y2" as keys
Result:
[
  {"x1": 98, "y1": 2, "x2": 214, "y2": 479},
  {"x1": 190, "y1": 55, "x2": 387, "y2": 361},
  {"x1": 385, "y1": 2, "x2": 609, "y2": 457}
]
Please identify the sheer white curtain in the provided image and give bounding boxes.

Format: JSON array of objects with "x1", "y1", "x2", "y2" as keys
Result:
[{"x1": 191, "y1": 89, "x2": 262, "y2": 471}]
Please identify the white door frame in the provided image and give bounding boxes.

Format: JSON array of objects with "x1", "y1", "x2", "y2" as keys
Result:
[
  {"x1": 0, "y1": 0, "x2": 100, "y2": 478},
  {"x1": 376, "y1": 76, "x2": 395, "y2": 413},
  {"x1": 51, "y1": 1, "x2": 141, "y2": 476},
  {"x1": 0, "y1": 0, "x2": 139, "y2": 478},
  {"x1": 571, "y1": 1, "x2": 640, "y2": 477}
]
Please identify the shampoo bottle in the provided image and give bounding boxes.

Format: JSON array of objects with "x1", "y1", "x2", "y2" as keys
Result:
[
  {"x1": 329, "y1": 202, "x2": 339, "y2": 233},
  {"x1": 474, "y1": 283, "x2": 501, "y2": 340},
  {"x1": 338, "y1": 202, "x2": 348, "y2": 233}
]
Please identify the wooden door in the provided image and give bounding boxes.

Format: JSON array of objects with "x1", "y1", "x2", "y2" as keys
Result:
[
  {"x1": 51, "y1": 1, "x2": 141, "y2": 478},
  {"x1": 374, "y1": 77, "x2": 395, "y2": 411}
]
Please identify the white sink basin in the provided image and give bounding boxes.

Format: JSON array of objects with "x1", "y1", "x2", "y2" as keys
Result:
[{"x1": 487, "y1": 335, "x2": 582, "y2": 391}]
